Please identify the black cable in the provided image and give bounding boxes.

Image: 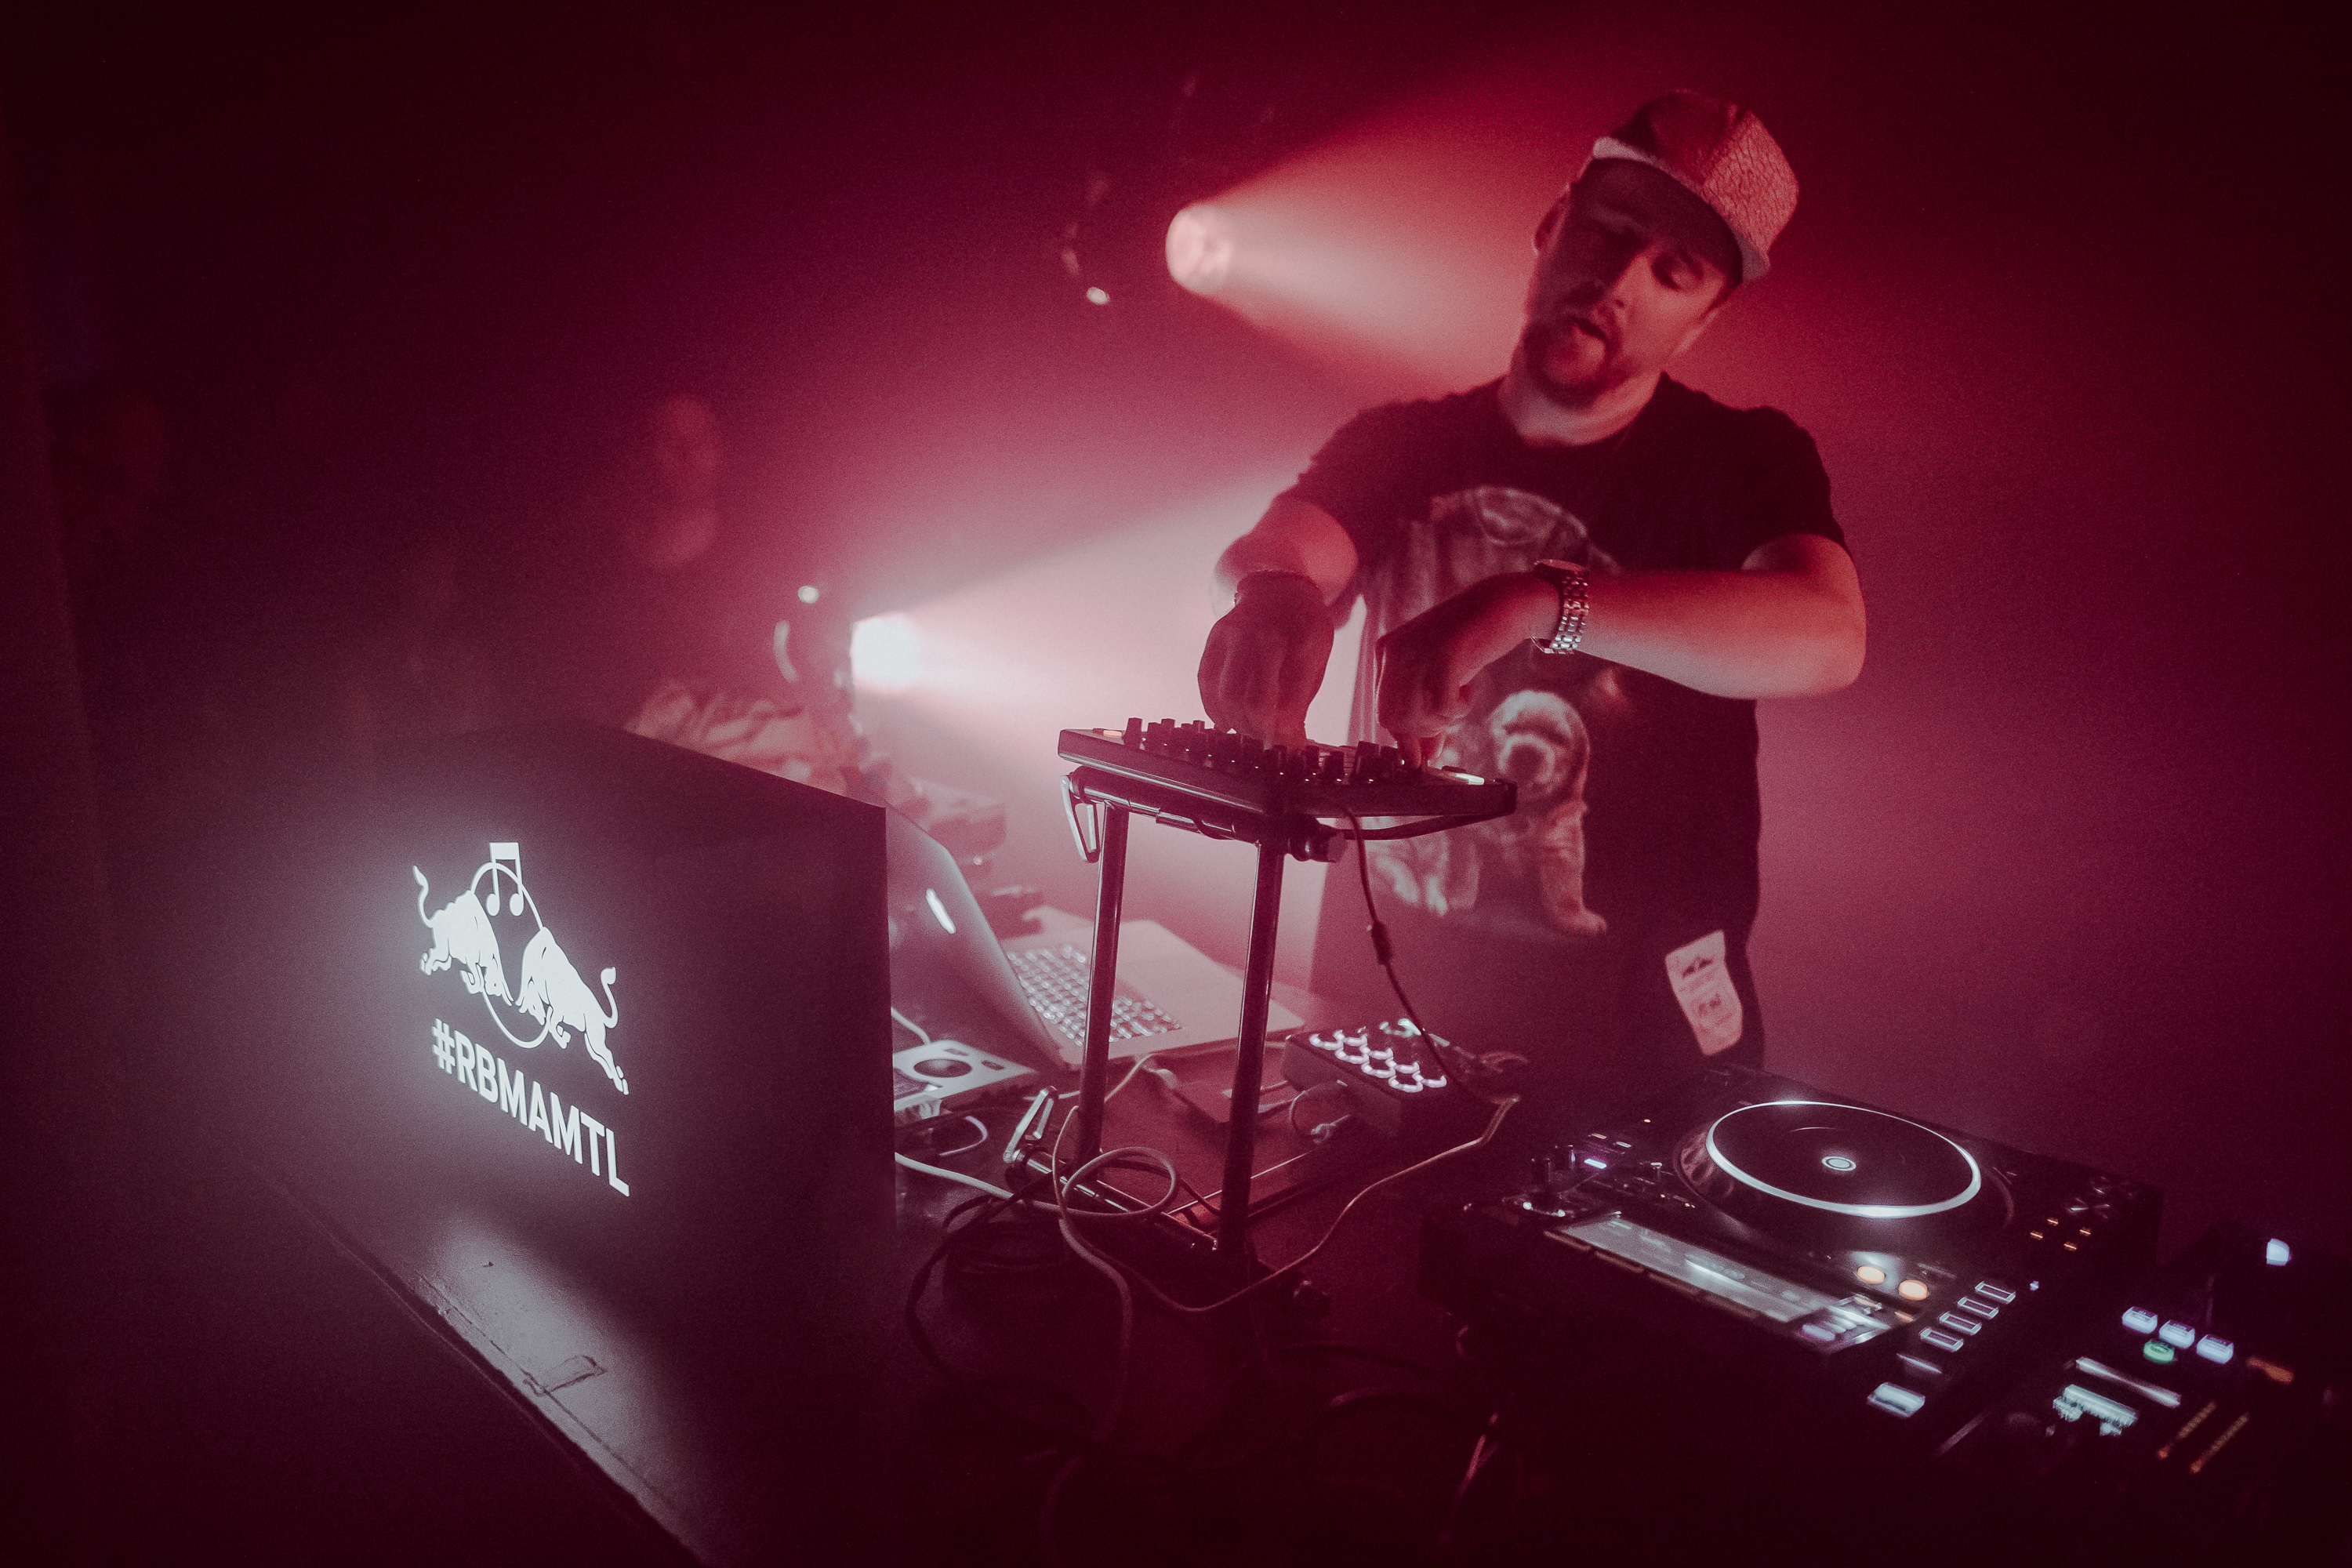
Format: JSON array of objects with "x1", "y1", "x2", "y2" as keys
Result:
[
  {"x1": 903, "y1": 1190, "x2": 1026, "y2": 1387},
  {"x1": 1346, "y1": 810, "x2": 1431, "y2": 1032},
  {"x1": 1345, "y1": 809, "x2": 1507, "y2": 1097},
  {"x1": 904, "y1": 1177, "x2": 1090, "y2": 1404},
  {"x1": 1435, "y1": 1411, "x2": 1512, "y2": 1559},
  {"x1": 1296, "y1": 1385, "x2": 1491, "y2": 1539}
]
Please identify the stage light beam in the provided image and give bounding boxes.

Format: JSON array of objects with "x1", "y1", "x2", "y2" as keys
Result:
[{"x1": 851, "y1": 613, "x2": 924, "y2": 695}]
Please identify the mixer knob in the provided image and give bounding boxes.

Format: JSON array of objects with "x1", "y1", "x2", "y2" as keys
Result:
[{"x1": 1123, "y1": 717, "x2": 1142, "y2": 746}]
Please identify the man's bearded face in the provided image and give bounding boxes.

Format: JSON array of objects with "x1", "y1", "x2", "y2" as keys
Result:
[{"x1": 1519, "y1": 160, "x2": 1740, "y2": 410}]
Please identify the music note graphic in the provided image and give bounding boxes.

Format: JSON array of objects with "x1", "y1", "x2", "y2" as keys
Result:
[{"x1": 488, "y1": 841, "x2": 523, "y2": 916}]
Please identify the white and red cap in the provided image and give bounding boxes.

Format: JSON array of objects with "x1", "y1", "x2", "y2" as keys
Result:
[{"x1": 1589, "y1": 90, "x2": 1798, "y2": 282}]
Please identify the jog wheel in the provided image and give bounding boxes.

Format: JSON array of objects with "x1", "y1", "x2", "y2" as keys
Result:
[{"x1": 1678, "y1": 1099, "x2": 2006, "y2": 1248}]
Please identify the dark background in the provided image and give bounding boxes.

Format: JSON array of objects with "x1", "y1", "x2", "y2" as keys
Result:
[
  {"x1": 3, "y1": 0, "x2": 2346, "y2": 1553},
  {"x1": 10, "y1": 0, "x2": 2346, "y2": 1256}
]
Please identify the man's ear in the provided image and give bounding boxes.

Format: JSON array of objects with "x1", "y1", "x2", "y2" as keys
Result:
[{"x1": 1532, "y1": 195, "x2": 1568, "y2": 255}]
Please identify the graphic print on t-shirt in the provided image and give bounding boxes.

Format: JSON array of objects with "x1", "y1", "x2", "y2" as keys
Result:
[{"x1": 1365, "y1": 485, "x2": 1621, "y2": 940}]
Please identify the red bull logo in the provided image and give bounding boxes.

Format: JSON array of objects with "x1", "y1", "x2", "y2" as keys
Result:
[{"x1": 414, "y1": 842, "x2": 627, "y2": 1094}]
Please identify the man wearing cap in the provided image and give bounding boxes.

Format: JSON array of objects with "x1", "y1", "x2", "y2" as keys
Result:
[{"x1": 1196, "y1": 92, "x2": 1864, "y2": 1110}]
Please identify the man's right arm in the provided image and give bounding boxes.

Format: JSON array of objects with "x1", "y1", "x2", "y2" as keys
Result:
[{"x1": 1197, "y1": 496, "x2": 1359, "y2": 748}]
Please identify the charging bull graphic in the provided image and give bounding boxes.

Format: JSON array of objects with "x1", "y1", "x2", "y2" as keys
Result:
[
  {"x1": 416, "y1": 872, "x2": 512, "y2": 1002},
  {"x1": 414, "y1": 842, "x2": 627, "y2": 1094},
  {"x1": 513, "y1": 926, "x2": 625, "y2": 1094}
]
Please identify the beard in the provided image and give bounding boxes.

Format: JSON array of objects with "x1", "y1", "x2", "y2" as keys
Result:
[{"x1": 1516, "y1": 318, "x2": 1624, "y2": 410}]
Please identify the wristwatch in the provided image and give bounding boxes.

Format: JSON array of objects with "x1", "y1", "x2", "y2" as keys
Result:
[{"x1": 1529, "y1": 560, "x2": 1590, "y2": 656}]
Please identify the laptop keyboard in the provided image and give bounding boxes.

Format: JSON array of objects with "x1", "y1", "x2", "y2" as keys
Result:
[{"x1": 1006, "y1": 942, "x2": 1181, "y2": 1046}]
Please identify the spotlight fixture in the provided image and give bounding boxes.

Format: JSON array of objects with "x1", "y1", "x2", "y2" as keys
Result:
[
  {"x1": 1165, "y1": 203, "x2": 1236, "y2": 295},
  {"x1": 850, "y1": 613, "x2": 924, "y2": 695}
]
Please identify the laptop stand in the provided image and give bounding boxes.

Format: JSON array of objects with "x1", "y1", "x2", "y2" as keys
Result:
[{"x1": 1052, "y1": 720, "x2": 1516, "y2": 1274}]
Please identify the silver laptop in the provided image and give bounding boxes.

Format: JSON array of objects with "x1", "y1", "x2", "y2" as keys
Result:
[
  {"x1": 1002, "y1": 919, "x2": 1302, "y2": 1065},
  {"x1": 884, "y1": 806, "x2": 1299, "y2": 1069}
]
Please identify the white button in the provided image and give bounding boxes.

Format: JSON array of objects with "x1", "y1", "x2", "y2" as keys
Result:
[
  {"x1": 1975, "y1": 1282, "x2": 2018, "y2": 1304},
  {"x1": 1921, "y1": 1328, "x2": 1966, "y2": 1352},
  {"x1": 1936, "y1": 1312, "x2": 1983, "y2": 1335},
  {"x1": 2122, "y1": 1307, "x2": 2159, "y2": 1334},
  {"x1": 2158, "y1": 1321, "x2": 2198, "y2": 1348},
  {"x1": 1958, "y1": 1297, "x2": 1999, "y2": 1319},
  {"x1": 2194, "y1": 1335, "x2": 2234, "y2": 1364},
  {"x1": 1896, "y1": 1353, "x2": 1946, "y2": 1381},
  {"x1": 1869, "y1": 1383, "x2": 1926, "y2": 1417}
]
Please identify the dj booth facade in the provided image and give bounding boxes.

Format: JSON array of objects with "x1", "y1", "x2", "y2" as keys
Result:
[
  {"x1": 224, "y1": 724, "x2": 898, "y2": 1565},
  {"x1": 188, "y1": 721, "x2": 2349, "y2": 1567}
]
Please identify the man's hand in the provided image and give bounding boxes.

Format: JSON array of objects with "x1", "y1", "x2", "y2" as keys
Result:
[
  {"x1": 1198, "y1": 572, "x2": 1334, "y2": 749},
  {"x1": 1376, "y1": 572, "x2": 1556, "y2": 766}
]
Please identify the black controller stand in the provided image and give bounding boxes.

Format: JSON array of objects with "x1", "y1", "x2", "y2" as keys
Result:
[{"x1": 1059, "y1": 761, "x2": 1345, "y2": 1271}]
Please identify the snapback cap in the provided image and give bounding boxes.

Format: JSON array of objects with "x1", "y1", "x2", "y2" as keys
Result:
[{"x1": 1589, "y1": 90, "x2": 1797, "y2": 282}]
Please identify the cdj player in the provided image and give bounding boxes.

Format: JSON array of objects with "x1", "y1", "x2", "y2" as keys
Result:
[{"x1": 1422, "y1": 1066, "x2": 2161, "y2": 1457}]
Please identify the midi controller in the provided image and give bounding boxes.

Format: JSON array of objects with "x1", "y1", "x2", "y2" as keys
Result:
[{"x1": 1058, "y1": 720, "x2": 1516, "y2": 829}]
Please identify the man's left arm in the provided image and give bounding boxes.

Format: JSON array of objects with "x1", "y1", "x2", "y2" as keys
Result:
[
  {"x1": 1376, "y1": 534, "x2": 1865, "y2": 762},
  {"x1": 1582, "y1": 532, "x2": 1864, "y2": 697}
]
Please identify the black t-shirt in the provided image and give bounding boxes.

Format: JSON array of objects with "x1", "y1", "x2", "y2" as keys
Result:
[{"x1": 1290, "y1": 376, "x2": 1844, "y2": 1109}]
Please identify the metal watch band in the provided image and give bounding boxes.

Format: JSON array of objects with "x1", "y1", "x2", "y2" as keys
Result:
[{"x1": 1530, "y1": 560, "x2": 1590, "y2": 656}]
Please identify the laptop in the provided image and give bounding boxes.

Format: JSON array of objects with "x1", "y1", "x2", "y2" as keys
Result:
[{"x1": 882, "y1": 806, "x2": 1301, "y2": 1070}]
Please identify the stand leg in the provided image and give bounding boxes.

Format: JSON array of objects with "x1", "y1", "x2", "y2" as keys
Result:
[
  {"x1": 1073, "y1": 805, "x2": 1130, "y2": 1166},
  {"x1": 1216, "y1": 837, "x2": 1287, "y2": 1260}
]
